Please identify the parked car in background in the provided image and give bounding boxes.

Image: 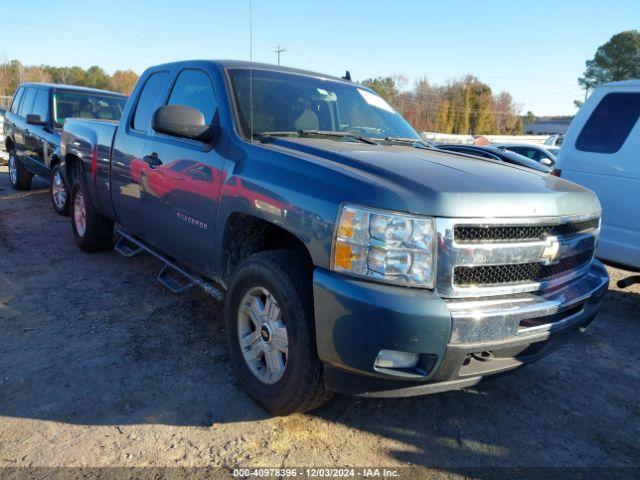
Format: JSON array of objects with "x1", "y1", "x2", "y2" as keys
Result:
[
  {"x1": 555, "y1": 80, "x2": 640, "y2": 277},
  {"x1": 3, "y1": 83, "x2": 126, "y2": 214},
  {"x1": 545, "y1": 134, "x2": 564, "y2": 148},
  {"x1": 492, "y1": 143, "x2": 556, "y2": 166},
  {"x1": 544, "y1": 134, "x2": 564, "y2": 156},
  {"x1": 59, "y1": 60, "x2": 607, "y2": 415},
  {"x1": 436, "y1": 144, "x2": 552, "y2": 173}
]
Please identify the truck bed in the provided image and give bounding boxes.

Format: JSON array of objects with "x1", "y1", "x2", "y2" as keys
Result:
[{"x1": 61, "y1": 118, "x2": 119, "y2": 218}]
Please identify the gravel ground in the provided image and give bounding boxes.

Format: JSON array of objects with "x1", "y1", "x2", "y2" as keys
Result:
[{"x1": 0, "y1": 165, "x2": 638, "y2": 476}]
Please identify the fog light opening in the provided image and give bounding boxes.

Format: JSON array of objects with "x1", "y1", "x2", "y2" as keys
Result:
[
  {"x1": 472, "y1": 351, "x2": 494, "y2": 362},
  {"x1": 374, "y1": 349, "x2": 420, "y2": 369}
]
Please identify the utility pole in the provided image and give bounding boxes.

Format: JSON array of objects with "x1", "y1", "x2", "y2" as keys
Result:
[{"x1": 274, "y1": 44, "x2": 286, "y2": 66}]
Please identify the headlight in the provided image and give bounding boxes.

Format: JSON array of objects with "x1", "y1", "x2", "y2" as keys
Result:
[{"x1": 331, "y1": 204, "x2": 436, "y2": 288}]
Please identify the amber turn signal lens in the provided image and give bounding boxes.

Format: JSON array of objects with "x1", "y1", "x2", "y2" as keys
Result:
[{"x1": 334, "y1": 241, "x2": 355, "y2": 270}]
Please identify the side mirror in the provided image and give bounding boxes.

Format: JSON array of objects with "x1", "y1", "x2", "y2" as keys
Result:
[
  {"x1": 151, "y1": 105, "x2": 216, "y2": 143},
  {"x1": 540, "y1": 157, "x2": 555, "y2": 166},
  {"x1": 26, "y1": 114, "x2": 45, "y2": 126}
]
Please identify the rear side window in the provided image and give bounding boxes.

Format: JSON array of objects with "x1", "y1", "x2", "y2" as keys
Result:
[
  {"x1": 19, "y1": 88, "x2": 36, "y2": 117},
  {"x1": 132, "y1": 71, "x2": 169, "y2": 132},
  {"x1": 166, "y1": 69, "x2": 217, "y2": 124},
  {"x1": 576, "y1": 93, "x2": 640, "y2": 154},
  {"x1": 32, "y1": 89, "x2": 50, "y2": 121},
  {"x1": 10, "y1": 87, "x2": 25, "y2": 114}
]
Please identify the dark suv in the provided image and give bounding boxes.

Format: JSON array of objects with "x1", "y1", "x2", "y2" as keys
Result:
[{"x1": 3, "y1": 83, "x2": 126, "y2": 214}]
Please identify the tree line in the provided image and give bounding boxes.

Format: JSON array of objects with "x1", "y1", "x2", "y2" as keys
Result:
[
  {"x1": 0, "y1": 60, "x2": 139, "y2": 97},
  {"x1": 577, "y1": 30, "x2": 640, "y2": 107},
  {"x1": 362, "y1": 75, "x2": 524, "y2": 135}
]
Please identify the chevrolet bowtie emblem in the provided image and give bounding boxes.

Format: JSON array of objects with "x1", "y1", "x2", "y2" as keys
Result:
[{"x1": 540, "y1": 237, "x2": 562, "y2": 264}]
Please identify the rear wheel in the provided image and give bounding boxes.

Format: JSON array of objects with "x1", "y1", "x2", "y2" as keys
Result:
[
  {"x1": 70, "y1": 177, "x2": 113, "y2": 252},
  {"x1": 50, "y1": 163, "x2": 70, "y2": 215},
  {"x1": 8, "y1": 149, "x2": 33, "y2": 191},
  {"x1": 225, "y1": 250, "x2": 332, "y2": 416}
]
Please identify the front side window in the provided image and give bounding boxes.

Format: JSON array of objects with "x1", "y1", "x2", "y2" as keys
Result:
[
  {"x1": 53, "y1": 92, "x2": 126, "y2": 127},
  {"x1": 32, "y1": 89, "x2": 50, "y2": 121},
  {"x1": 133, "y1": 71, "x2": 169, "y2": 131},
  {"x1": 167, "y1": 69, "x2": 217, "y2": 124},
  {"x1": 228, "y1": 68, "x2": 420, "y2": 141},
  {"x1": 10, "y1": 87, "x2": 25, "y2": 114},
  {"x1": 19, "y1": 88, "x2": 36, "y2": 117},
  {"x1": 576, "y1": 93, "x2": 640, "y2": 154}
]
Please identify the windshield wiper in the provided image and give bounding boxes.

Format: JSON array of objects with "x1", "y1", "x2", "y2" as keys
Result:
[
  {"x1": 256, "y1": 130, "x2": 378, "y2": 145},
  {"x1": 383, "y1": 136, "x2": 434, "y2": 149}
]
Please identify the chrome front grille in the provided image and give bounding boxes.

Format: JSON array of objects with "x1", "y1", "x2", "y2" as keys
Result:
[
  {"x1": 436, "y1": 214, "x2": 600, "y2": 298},
  {"x1": 454, "y1": 218, "x2": 600, "y2": 243}
]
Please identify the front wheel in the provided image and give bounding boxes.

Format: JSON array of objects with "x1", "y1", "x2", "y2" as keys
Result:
[
  {"x1": 70, "y1": 177, "x2": 114, "y2": 252},
  {"x1": 225, "y1": 250, "x2": 332, "y2": 416},
  {"x1": 8, "y1": 149, "x2": 33, "y2": 191},
  {"x1": 50, "y1": 163, "x2": 70, "y2": 215}
]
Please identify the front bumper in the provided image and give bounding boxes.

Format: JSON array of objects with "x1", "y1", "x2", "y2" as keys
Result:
[{"x1": 313, "y1": 260, "x2": 609, "y2": 397}]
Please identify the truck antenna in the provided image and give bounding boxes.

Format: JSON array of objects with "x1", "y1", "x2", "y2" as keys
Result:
[{"x1": 249, "y1": 0, "x2": 254, "y2": 143}]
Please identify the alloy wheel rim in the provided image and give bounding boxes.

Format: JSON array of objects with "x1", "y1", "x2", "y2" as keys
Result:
[
  {"x1": 237, "y1": 286, "x2": 288, "y2": 384},
  {"x1": 52, "y1": 169, "x2": 67, "y2": 209},
  {"x1": 8, "y1": 154, "x2": 17, "y2": 185},
  {"x1": 73, "y1": 191, "x2": 87, "y2": 237}
]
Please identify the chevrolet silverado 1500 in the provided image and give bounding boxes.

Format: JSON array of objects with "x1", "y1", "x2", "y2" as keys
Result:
[{"x1": 60, "y1": 60, "x2": 609, "y2": 415}]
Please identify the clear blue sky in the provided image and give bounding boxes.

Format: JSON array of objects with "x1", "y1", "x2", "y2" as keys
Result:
[{"x1": 1, "y1": 0, "x2": 638, "y2": 116}]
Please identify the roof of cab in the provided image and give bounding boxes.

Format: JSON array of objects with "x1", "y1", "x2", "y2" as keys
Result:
[
  {"x1": 149, "y1": 59, "x2": 352, "y2": 84},
  {"x1": 599, "y1": 79, "x2": 640, "y2": 88},
  {"x1": 18, "y1": 82, "x2": 126, "y2": 96}
]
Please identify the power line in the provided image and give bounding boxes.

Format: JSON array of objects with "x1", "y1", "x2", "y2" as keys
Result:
[{"x1": 0, "y1": 17, "x2": 237, "y2": 51}]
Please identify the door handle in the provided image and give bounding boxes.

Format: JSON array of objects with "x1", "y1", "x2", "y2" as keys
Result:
[{"x1": 143, "y1": 152, "x2": 162, "y2": 168}]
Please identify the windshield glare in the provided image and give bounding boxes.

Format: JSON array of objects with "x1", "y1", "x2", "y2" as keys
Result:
[
  {"x1": 228, "y1": 68, "x2": 420, "y2": 141},
  {"x1": 53, "y1": 92, "x2": 126, "y2": 126}
]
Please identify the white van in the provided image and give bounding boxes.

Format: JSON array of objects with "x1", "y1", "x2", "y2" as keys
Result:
[{"x1": 555, "y1": 80, "x2": 640, "y2": 276}]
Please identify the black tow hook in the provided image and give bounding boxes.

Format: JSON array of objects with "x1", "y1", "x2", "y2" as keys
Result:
[
  {"x1": 472, "y1": 351, "x2": 494, "y2": 362},
  {"x1": 617, "y1": 275, "x2": 640, "y2": 289}
]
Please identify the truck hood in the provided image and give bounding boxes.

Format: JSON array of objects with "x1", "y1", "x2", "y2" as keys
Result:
[{"x1": 265, "y1": 138, "x2": 601, "y2": 218}]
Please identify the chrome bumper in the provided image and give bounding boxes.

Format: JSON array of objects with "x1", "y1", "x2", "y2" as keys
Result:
[{"x1": 446, "y1": 260, "x2": 609, "y2": 345}]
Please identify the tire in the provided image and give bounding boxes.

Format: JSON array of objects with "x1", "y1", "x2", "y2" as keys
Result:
[
  {"x1": 7, "y1": 148, "x2": 33, "y2": 191},
  {"x1": 70, "y1": 177, "x2": 114, "y2": 252},
  {"x1": 50, "y1": 163, "x2": 70, "y2": 215},
  {"x1": 225, "y1": 250, "x2": 332, "y2": 415}
]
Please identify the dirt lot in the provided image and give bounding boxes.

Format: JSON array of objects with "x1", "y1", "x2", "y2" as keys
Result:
[{"x1": 0, "y1": 165, "x2": 638, "y2": 475}]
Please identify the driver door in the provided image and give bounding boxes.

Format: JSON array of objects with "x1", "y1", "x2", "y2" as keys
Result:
[{"x1": 140, "y1": 68, "x2": 224, "y2": 275}]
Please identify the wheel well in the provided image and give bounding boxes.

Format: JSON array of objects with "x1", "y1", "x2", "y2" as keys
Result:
[
  {"x1": 221, "y1": 213, "x2": 313, "y2": 283},
  {"x1": 64, "y1": 154, "x2": 84, "y2": 185},
  {"x1": 5, "y1": 137, "x2": 14, "y2": 153},
  {"x1": 50, "y1": 154, "x2": 60, "y2": 168}
]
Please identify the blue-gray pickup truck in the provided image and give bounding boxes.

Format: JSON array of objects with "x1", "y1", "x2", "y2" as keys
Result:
[{"x1": 60, "y1": 60, "x2": 609, "y2": 415}]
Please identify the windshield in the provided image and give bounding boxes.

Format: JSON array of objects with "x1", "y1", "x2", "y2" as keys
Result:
[
  {"x1": 53, "y1": 92, "x2": 127, "y2": 126},
  {"x1": 227, "y1": 68, "x2": 420, "y2": 141}
]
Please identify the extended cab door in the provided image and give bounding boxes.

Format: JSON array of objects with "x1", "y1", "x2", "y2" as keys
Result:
[
  {"x1": 139, "y1": 68, "x2": 224, "y2": 274},
  {"x1": 111, "y1": 70, "x2": 171, "y2": 238}
]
